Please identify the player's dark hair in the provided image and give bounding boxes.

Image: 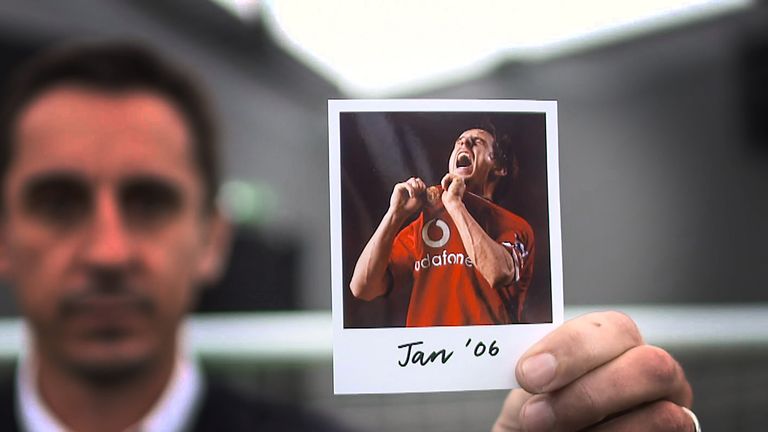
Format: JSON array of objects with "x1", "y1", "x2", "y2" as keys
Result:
[
  {"x1": 471, "y1": 119, "x2": 519, "y2": 201},
  {"x1": 0, "y1": 41, "x2": 219, "y2": 212}
]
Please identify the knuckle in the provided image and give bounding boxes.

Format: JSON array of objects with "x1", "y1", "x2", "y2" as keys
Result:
[
  {"x1": 602, "y1": 310, "x2": 643, "y2": 345},
  {"x1": 637, "y1": 345, "x2": 679, "y2": 386},
  {"x1": 569, "y1": 379, "x2": 600, "y2": 418},
  {"x1": 546, "y1": 381, "x2": 603, "y2": 430}
]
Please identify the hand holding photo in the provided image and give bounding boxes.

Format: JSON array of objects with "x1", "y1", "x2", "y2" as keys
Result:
[{"x1": 329, "y1": 99, "x2": 563, "y2": 394}]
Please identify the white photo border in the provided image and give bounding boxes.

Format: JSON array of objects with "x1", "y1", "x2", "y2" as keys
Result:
[{"x1": 329, "y1": 99, "x2": 564, "y2": 394}]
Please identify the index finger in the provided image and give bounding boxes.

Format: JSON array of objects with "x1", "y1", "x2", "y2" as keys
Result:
[
  {"x1": 492, "y1": 389, "x2": 532, "y2": 432},
  {"x1": 516, "y1": 311, "x2": 643, "y2": 394}
]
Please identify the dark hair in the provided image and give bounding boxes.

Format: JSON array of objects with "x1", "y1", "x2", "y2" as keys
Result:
[
  {"x1": 0, "y1": 41, "x2": 219, "y2": 211},
  {"x1": 468, "y1": 119, "x2": 519, "y2": 201}
]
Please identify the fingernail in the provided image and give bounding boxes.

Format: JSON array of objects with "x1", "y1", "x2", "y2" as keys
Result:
[
  {"x1": 520, "y1": 353, "x2": 557, "y2": 391},
  {"x1": 522, "y1": 398, "x2": 555, "y2": 431}
]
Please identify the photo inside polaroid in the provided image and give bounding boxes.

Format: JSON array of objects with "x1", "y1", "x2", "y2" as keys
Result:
[{"x1": 341, "y1": 111, "x2": 552, "y2": 329}]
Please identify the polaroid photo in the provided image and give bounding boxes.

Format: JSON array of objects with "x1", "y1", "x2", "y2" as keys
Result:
[{"x1": 329, "y1": 99, "x2": 564, "y2": 394}]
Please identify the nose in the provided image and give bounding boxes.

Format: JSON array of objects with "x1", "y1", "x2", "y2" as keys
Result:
[
  {"x1": 458, "y1": 136, "x2": 473, "y2": 149},
  {"x1": 82, "y1": 188, "x2": 133, "y2": 268}
]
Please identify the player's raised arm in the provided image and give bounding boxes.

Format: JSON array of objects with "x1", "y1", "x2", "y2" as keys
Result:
[
  {"x1": 441, "y1": 173, "x2": 519, "y2": 290},
  {"x1": 350, "y1": 177, "x2": 426, "y2": 300}
]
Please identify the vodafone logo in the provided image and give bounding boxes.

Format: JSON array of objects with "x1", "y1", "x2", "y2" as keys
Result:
[
  {"x1": 422, "y1": 218, "x2": 450, "y2": 248},
  {"x1": 415, "y1": 218, "x2": 473, "y2": 272}
]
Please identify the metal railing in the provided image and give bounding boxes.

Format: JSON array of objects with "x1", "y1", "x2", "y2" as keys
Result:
[{"x1": 1, "y1": 304, "x2": 765, "y2": 362}]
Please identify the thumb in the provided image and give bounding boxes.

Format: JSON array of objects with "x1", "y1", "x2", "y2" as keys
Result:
[{"x1": 441, "y1": 173, "x2": 454, "y2": 190}]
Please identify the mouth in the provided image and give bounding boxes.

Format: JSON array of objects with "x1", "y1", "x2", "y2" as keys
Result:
[
  {"x1": 456, "y1": 153, "x2": 472, "y2": 169},
  {"x1": 61, "y1": 292, "x2": 154, "y2": 320}
]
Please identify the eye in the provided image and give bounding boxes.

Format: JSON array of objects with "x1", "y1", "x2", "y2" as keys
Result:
[
  {"x1": 120, "y1": 178, "x2": 182, "y2": 227},
  {"x1": 23, "y1": 176, "x2": 91, "y2": 227}
]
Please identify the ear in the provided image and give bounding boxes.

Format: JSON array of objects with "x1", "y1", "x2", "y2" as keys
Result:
[
  {"x1": 492, "y1": 163, "x2": 508, "y2": 178},
  {"x1": 195, "y1": 209, "x2": 233, "y2": 286}
]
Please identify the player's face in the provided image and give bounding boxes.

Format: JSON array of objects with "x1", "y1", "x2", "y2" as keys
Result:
[
  {"x1": 448, "y1": 128, "x2": 502, "y2": 189},
  {"x1": 0, "y1": 85, "x2": 222, "y2": 376}
]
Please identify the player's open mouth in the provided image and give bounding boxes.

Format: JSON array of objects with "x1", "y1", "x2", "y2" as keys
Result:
[{"x1": 456, "y1": 153, "x2": 472, "y2": 169}]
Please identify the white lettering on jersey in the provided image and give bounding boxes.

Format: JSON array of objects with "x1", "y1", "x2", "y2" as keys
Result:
[{"x1": 414, "y1": 250, "x2": 474, "y2": 271}]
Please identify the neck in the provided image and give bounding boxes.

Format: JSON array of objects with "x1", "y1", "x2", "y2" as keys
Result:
[
  {"x1": 34, "y1": 345, "x2": 177, "y2": 432},
  {"x1": 466, "y1": 182, "x2": 495, "y2": 201}
]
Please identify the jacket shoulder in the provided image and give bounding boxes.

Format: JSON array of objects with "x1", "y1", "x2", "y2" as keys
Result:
[{"x1": 0, "y1": 371, "x2": 21, "y2": 432}]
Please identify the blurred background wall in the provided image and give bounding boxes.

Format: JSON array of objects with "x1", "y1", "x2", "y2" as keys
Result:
[
  {"x1": 0, "y1": 1, "x2": 766, "y2": 430},
  {"x1": 1, "y1": 0, "x2": 766, "y2": 313}
]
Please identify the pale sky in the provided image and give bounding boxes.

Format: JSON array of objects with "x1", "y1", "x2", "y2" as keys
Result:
[{"x1": 214, "y1": 0, "x2": 752, "y2": 96}]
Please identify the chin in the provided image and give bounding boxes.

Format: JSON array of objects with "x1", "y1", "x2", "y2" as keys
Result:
[
  {"x1": 63, "y1": 338, "x2": 160, "y2": 384},
  {"x1": 459, "y1": 174, "x2": 479, "y2": 186}
]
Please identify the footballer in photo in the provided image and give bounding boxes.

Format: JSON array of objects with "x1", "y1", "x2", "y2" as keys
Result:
[{"x1": 338, "y1": 104, "x2": 553, "y2": 328}]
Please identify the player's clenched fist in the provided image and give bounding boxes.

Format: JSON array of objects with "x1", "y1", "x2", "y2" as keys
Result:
[
  {"x1": 440, "y1": 172, "x2": 466, "y2": 208},
  {"x1": 389, "y1": 177, "x2": 427, "y2": 219}
]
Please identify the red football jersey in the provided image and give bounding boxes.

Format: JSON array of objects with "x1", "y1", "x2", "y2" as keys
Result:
[{"x1": 389, "y1": 195, "x2": 534, "y2": 326}]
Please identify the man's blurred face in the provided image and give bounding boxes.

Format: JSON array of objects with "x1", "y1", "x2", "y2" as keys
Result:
[
  {"x1": 0, "y1": 85, "x2": 218, "y2": 377},
  {"x1": 448, "y1": 128, "x2": 504, "y2": 192}
]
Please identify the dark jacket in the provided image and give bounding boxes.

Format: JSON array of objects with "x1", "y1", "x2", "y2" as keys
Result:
[{"x1": 0, "y1": 371, "x2": 348, "y2": 432}]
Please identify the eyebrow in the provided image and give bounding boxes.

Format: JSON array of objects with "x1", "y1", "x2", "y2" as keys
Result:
[
  {"x1": 20, "y1": 171, "x2": 183, "y2": 196},
  {"x1": 22, "y1": 171, "x2": 89, "y2": 195}
]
